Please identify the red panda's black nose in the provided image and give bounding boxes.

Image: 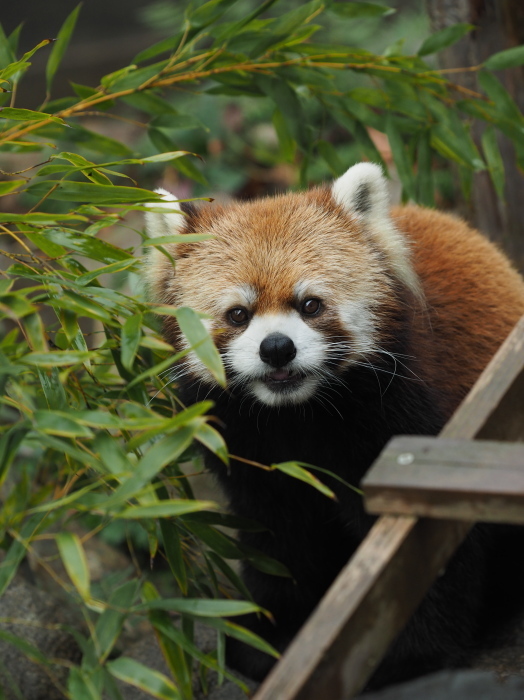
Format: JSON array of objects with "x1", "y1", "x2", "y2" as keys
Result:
[{"x1": 259, "y1": 333, "x2": 297, "y2": 368}]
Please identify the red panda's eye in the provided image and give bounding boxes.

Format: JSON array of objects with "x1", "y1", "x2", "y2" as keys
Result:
[
  {"x1": 301, "y1": 298, "x2": 321, "y2": 316},
  {"x1": 228, "y1": 307, "x2": 249, "y2": 326}
]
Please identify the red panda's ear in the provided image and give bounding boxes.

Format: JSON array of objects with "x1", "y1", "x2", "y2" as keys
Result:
[
  {"x1": 331, "y1": 162, "x2": 389, "y2": 223},
  {"x1": 332, "y1": 163, "x2": 423, "y2": 301},
  {"x1": 144, "y1": 188, "x2": 186, "y2": 239}
]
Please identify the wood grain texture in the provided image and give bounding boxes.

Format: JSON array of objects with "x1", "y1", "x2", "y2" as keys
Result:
[
  {"x1": 254, "y1": 316, "x2": 524, "y2": 700},
  {"x1": 364, "y1": 436, "x2": 524, "y2": 523}
]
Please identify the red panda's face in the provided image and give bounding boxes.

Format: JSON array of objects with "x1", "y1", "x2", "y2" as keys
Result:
[{"x1": 144, "y1": 164, "x2": 421, "y2": 406}]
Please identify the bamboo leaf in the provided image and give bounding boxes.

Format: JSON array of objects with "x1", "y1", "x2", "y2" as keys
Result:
[
  {"x1": 386, "y1": 114, "x2": 416, "y2": 201},
  {"x1": 484, "y1": 45, "x2": 524, "y2": 70},
  {"x1": 21, "y1": 351, "x2": 95, "y2": 367},
  {"x1": 33, "y1": 410, "x2": 94, "y2": 439},
  {"x1": 45, "y1": 4, "x2": 82, "y2": 94},
  {"x1": 160, "y1": 520, "x2": 188, "y2": 595},
  {"x1": 102, "y1": 425, "x2": 199, "y2": 509},
  {"x1": 94, "y1": 580, "x2": 138, "y2": 662},
  {"x1": 194, "y1": 422, "x2": 229, "y2": 465},
  {"x1": 418, "y1": 23, "x2": 473, "y2": 57},
  {"x1": 0, "y1": 107, "x2": 66, "y2": 125},
  {"x1": 481, "y1": 125, "x2": 505, "y2": 199},
  {"x1": 107, "y1": 658, "x2": 182, "y2": 700},
  {"x1": 330, "y1": 2, "x2": 395, "y2": 18},
  {"x1": 272, "y1": 461, "x2": 336, "y2": 499},
  {"x1": 116, "y1": 499, "x2": 217, "y2": 519},
  {"x1": 174, "y1": 306, "x2": 226, "y2": 387},
  {"x1": 137, "y1": 597, "x2": 263, "y2": 617},
  {"x1": 0, "y1": 180, "x2": 25, "y2": 195},
  {"x1": 121, "y1": 313, "x2": 142, "y2": 370},
  {"x1": 56, "y1": 531, "x2": 91, "y2": 601}
]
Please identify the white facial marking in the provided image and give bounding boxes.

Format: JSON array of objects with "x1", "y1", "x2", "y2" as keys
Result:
[
  {"x1": 339, "y1": 300, "x2": 378, "y2": 358},
  {"x1": 219, "y1": 284, "x2": 257, "y2": 312},
  {"x1": 293, "y1": 279, "x2": 329, "y2": 301},
  {"x1": 225, "y1": 311, "x2": 327, "y2": 406}
]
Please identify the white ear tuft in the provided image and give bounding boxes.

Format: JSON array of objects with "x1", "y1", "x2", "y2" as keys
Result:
[
  {"x1": 144, "y1": 188, "x2": 185, "y2": 238},
  {"x1": 332, "y1": 162, "x2": 389, "y2": 221},
  {"x1": 332, "y1": 163, "x2": 423, "y2": 301}
]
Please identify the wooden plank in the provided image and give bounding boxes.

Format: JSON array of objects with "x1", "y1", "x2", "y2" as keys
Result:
[
  {"x1": 363, "y1": 436, "x2": 524, "y2": 523},
  {"x1": 254, "y1": 315, "x2": 524, "y2": 700}
]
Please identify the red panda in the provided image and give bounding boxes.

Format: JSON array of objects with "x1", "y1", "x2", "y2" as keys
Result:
[{"x1": 144, "y1": 163, "x2": 524, "y2": 687}]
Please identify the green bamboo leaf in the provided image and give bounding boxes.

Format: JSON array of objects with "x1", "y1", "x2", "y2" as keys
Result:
[
  {"x1": 56, "y1": 532, "x2": 91, "y2": 601},
  {"x1": 21, "y1": 312, "x2": 47, "y2": 352},
  {"x1": 102, "y1": 425, "x2": 199, "y2": 509},
  {"x1": 116, "y1": 499, "x2": 217, "y2": 519},
  {"x1": 26, "y1": 180, "x2": 165, "y2": 204},
  {"x1": 484, "y1": 45, "x2": 524, "y2": 71},
  {"x1": 0, "y1": 212, "x2": 87, "y2": 224},
  {"x1": 430, "y1": 122, "x2": 486, "y2": 171},
  {"x1": 255, "y1": 75, "x2": 306, "y2": 149},
  {"x1": 94, "y1": 580, "x2": 138, "y2": 662},
  {"x1": 43, "y1": 230, "x2": 134, "y2": 263},
  {"x1": 160, "y1": 520, "x2": 188, "y2": 595},
  {"x1": 45, "y1": 4, "x2": 81, "y2": 94},
  {"x1": 76, "y1": 259, "x2": 139, "y2": 286},
  {"x1": 137, "y1": 598, "x2": 263, "y2": 617},
  {"x1": 272, "y1": 462, "x2": 335, "y2": 499},
  {"x1": 0, "y1": 22, "x2": 16, "y2": 69},
  {"x1": 206, "y1": 551, "x2": 253, "y2": 602},
  {"x1": 386, "y1": 115, "x2": 416, "y2": 201},
  {"x1": 272, "y1": 108, "x2": 296, "y2": 162},
  {"x1": 187, "y1": 0, "x2": 240, "y2": 30},
  {"x1": 107, "y1": 658, "x2": 182, "y2": 700},
  {"x1": 0, "y1": 293, "x2": 36, "y2": 319},
  {"x1": 199, "y1": 616, "x2": 279, "y2": 659},
  {"x1": 184, "y1": 521, "x2": 243, "y2": 559},
  {"x1": 175, "y1": 306, "x2": 226, "y2": 387},
  {"x1": 317, "y1": 139, "x2": 345, "y2": 177},
  {"x1": 481, "y1": 125, "x2": 505, "y2": 199},
  {"x1": 0, "y1": 424, "x2": 30, "y2": 489},
  {"x1": 0, "y1": 107, "x2": 66, "y2": 125},
  {"x1": 36, "y1": 367, "x2": 70, "y2": 411},
  {"x1": 330, "y1": 2, "x2": 394, "y2": 18},
  {"x1": 0, "y1": 180, "x2": 24, "y2": 195},
  {"x1": 93, "y1": 432, "x2": 134, "y2": 477},
  {"x1": 194, "y1": 422, "x2": 229, "y2": 465},
  {"x1": 418, "y1": 23, "x2": 473, "y2": 57},
  {"x1": 478, "y1": 70, "x2": 523, "y2": 123},
  {"x1": 67, "y1": 667, "x2": 100, "y2": 700},
  {"x1": 121, "y1": 313, "x2": 142, "y2": 370},
  {"x1": 47, "y1": 291, "x2": 116, "y2": 325},
  {"x1": 416, "y1": 130, "x2": 434, "y2": 207},
  {"x1": 20, "y1": 350, "x2": 95, "y2": 367},
  {"x1": 33, "y1": 410, "x2": 94, "y2": 439},
  {"x1": 0, "y1": 514, "x2": 46, "y2": 595},
  {"x1": 0, "y1": 629, "x2": 50, "y2": 666},
  {"x1": 143, "y1": 582, "x2": 193, "y2": 698}
]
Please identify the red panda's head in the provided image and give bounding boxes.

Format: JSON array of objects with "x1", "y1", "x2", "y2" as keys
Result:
[{"x1": 143, "y1": 163, "x2": 422, "y2": 406}]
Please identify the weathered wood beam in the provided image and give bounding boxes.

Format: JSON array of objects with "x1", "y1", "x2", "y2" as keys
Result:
[
  {"x1": 364, "y1": 436, "x2": 524, "y2": 523},
  {"x1": 253, "y1": 315, "x2": 524, "y2": 700}
]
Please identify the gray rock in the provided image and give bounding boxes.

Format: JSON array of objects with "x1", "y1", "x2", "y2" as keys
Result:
[
  {"x1": 0, "y1": 576, "x2": 81, "y2": 700},
  {"x1": 362, "y1": 670, "x2": 524, "y2": 700}
]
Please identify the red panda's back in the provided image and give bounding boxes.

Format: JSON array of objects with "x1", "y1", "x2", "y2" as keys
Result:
[{"x1": 392, "y1": 205, "x2": 524, "y2": 417}]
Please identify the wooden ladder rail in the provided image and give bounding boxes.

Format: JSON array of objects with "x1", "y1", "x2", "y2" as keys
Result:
[{"x1": 254, "y1": 315, "x2": 524, "y2": 700}]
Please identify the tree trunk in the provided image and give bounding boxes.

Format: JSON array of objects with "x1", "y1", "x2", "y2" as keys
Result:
[{"x1": 427, "y1": 0, "x2": 524, "y2": 271}]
